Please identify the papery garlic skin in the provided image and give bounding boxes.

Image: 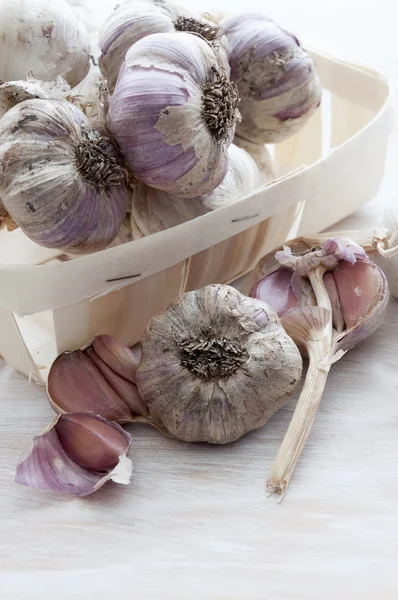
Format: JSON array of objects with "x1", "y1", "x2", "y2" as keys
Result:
[
  {"x1": 107, "y1": 32, "x2": 239, "y2": 198},
  {"x1": 99, "y1": 0, "x2": 228, "y2": 90},
  {"x1": 0, "y1": 77, "x2": 70, "y2": 119},
  {"x1": 15, "y1": 413, "x2": 132, "y2": 496},
  {"x1": 131, "y1": 144, "x2": 263, "y2": 235},
  {"x1": 221, "y1": 13, "x2": 322, "y2": 143},
  {"x1": 136, "y1": 284, "x2": 302, "y2": 444},
  {"x1": 0, "y1": 99, "x2": 129, "y2": 253},
  {"x1": 233, "y1": 135, "x2": 275, "y2": 182},
  {"x1": 0, "y1": 0, "x2": 90, "y2": 87}
]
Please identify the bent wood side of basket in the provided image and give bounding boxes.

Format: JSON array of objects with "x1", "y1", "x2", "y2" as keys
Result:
[{"x1": 0, "y1": 48, "x2": 393, "y2": 379}]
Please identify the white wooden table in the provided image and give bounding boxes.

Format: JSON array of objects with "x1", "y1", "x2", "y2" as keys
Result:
[{"x1": 1, "y1": 0, "x2": 398, "y2": 598}]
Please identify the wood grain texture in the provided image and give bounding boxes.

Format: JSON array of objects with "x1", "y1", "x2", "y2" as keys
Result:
[{"x1": 1, "y1": 0, "x2": 398, "y2": 598}]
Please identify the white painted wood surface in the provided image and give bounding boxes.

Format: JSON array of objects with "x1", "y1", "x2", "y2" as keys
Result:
[{"x1": 1, "y1": 0, "x2": 398, "y2": 598}]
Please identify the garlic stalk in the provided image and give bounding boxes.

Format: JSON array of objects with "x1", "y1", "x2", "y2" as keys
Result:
[
  {"x1": 47, "y1": 335, "x2": 147, "y2": 421},
  {"x1": 15, "y1": 413, "x2": 132, "y2": 496},
  {"x1": 130, "y1": 144, "x2": 265, "y2": 236},
  {"x1": 107, "y1": 32, "x2": 240, "y2": 198},
  {"x1": 0, "y1": 0, "x2": 90, "y2": 87},
  {"x1": 221, "y1": 13, "x2": 322, "y2": 143},
  {"x1": 99, "y1": 0, "x2": 229, "y2": 90},
  {"x1": 0, "y1": 77, "x2": 70, "y2": 119},
  {"x1": 0, "y1": 99, "x2": 129, "y2": 253},
  {"x1": 251, "y1": 236, "x2": 389, "y2": 495},
  {"x1": 136, "y1": 284, "x2": 302, "y2": 444},
  {"x1": 233, "y1": 135, "x2": 275, "y2": 182}
]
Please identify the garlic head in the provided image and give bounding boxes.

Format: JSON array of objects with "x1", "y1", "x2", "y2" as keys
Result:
[
  {"x1": 0, "y1": 0, "x2": 90, "y2": 87},
  {"x1": 221, "y1": 13, "x2": 322, "y2": 144},
  {"x1": 0, "y1": 99, "x2": 129, "y2": 253},
  {"x1": 107, "y1": 32, "x2": 240, "y2": 198},
  {"x1": 131, "y1": 143, "x2": 264, "y2": 236},
  {"x1": 136, "y1": 284, "x2": 302, "y2": 444}
]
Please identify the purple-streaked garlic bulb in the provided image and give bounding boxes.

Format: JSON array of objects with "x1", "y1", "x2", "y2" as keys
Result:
[
  {"x1": 0, "y1": 0, "x2": 90, "y2": 87},
  {"x1": 131, "y1": 144, "x2": 266, "y2": 236},
  {"x1": 0, "y1": 99, "x2": 129, "y2": 253},
  {"x1": 136, "y1": 284, "x2": 302, "y2": 444},
  {"x1": 251, "y1": 236, "x2": 389, "y2": 495},
  {"x1": 107, "y1": 32, "x2": 240, "y2": 198},
  {"x1": 16, "y1": 413, "x2": 132, "y2": 496},
  {"x1": 221, "y1": 13, "x2": 322, "y2": 143},
  {"x1": 99, "y1": 0, "x2": 228, "y2": 90}
]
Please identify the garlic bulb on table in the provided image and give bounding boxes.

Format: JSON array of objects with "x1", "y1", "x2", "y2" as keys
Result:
[
  {"x1": 221, "y1": 13, "x2": 322, "y2": 144},
  {"x1": 131, "y1": 144, "x2": 264, "y2": 236},
  {"x1": 0, "y1": 99, "x2": 129, "y2": 254},
  {"x1": 136, "y1": 284, "x2": 302, "y2": 444},
  {"x1": 99, "y1": 0, "x2": 228, "y2": 90},
  {"x1": 0, "y1": 0, "x2": 90, "y2": 87},
  {"x1": 107, "y1": 32, "x2": 240, "y2": 198}
]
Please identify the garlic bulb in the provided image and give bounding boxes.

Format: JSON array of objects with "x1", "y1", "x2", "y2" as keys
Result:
[
  {"x1": 0, "y1": 99, "x2": 129, "y2": 253},
  {"x1": 233, "y1": 135, "x2": 275, "y2": 182},
  {"x1": 131, "y1": 144, "x2": 264, "y2": 236},
  {"x1": 0, "y1": 0, "x2": 90, "y2": 87},
  {"x1": 16, "y1": 413, "x2": 133, "y2": 496},
  {"x1": 136, "y1": 284, "x2": 302, "y2": 444},
  {"x1": 221, "y1": 13, "x2": 322, "y2": 144},
  {"x1": 107, "y1": 32, "x2": 240, "y2": 198},
  {"x1": 251, "y1": 236, "x2": 389, "y2": 495},
  {"x1": 0, "y1": 77, "x2": 70, "y2": 119},
  {"x1": 99, "y1": 0, "x2": 228, "y2": 90}
]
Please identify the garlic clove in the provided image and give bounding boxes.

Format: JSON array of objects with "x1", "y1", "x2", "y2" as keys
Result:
[
  {"x1": 47, "y1": 350, "x2": 133, "y2": 423},
  {"x1": 92, "y1": 335, "x2": 139, "y2": 384},
  {"x1": 54, "y1": 413, "x2": 131, "y2": 471},
  {"x1": 250, "y1": 269, "x2": 298, "y2": 317},
  {"x1": 86, "y1": 347, "x2": 148, "y2": 416},
  {"x1": 15, "y1": 414, "x2": 132, "y2": 496}
]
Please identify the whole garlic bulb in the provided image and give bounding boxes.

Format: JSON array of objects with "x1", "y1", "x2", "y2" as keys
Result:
[
  {"x1": 221, "y1": 13, "x2": 322, "y2": 144},
  {"x1": 0, "y1": 0, "x2": 90, "y2": 87},
  {"x1": 107, "y1": 32, "x2": 240, "y2": 198},
  {"x1": 0, "y1": 77, "x2": 70, "y2": 119},
  {"x1": 131, "y1": 144, "x2": 265, "y2": 236},
  {"x1": 0, "y1": 99, "x2": 129, "y2": 253},
  {"x1": 136, "y1": 284, "x2": 303, "y2": 444},
  {"x1": 99, "y1": 0, "x2": 228, "y2": 90}
]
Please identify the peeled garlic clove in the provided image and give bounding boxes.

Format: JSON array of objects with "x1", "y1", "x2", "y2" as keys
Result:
[
  {"x1": 107, "y1": 32, "x2": 239, "y2": 198},
  {"x1": 130, "y1": 144, "x2": 263, "y2": 235},
  {"x1": 136, "y1": 284, "x2": 302, "y2": 444},
  {"x1": 47, "y1": 350, "x2": 133, "y2": 423},
  {"x1": 54, "y1": 413, "x2": 131, "y2": 471},
  {"x1": 15, "y1": 414, "x2": 132, "y2": 496},
  {"x1": 92, "y1": 335, "x2": 139, "y2": 384},
  {"x1": 0, "y1": 99, "x2": 129, "y2": 253},
  {"x1": 0, "y1": 0, "x2": 90, "y2": 87},
  {"x1": 86, "y1": 347, "x2": 148, "y2": 416},
  {"x1": 221, "y1": 13, "x2": 322, "y2": 143},
  {"x1": 99, "y1": 0, "x2": 228, "y2": 90}
]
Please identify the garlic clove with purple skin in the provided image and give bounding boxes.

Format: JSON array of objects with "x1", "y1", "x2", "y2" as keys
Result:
[
  {"x1": 251, "y1": 236, "x2": 389, "y2": 496},
  {"x1": 86, "y1": 347, "x2": 148, "y2": 417},
  {"x1": 136, "y1": 284, "x2": 302, "y2": 444},
  {"x1": 47, "y1": 350, "x2": 134, "y2": 423},
  {"x1": 92, "y1": 335, "x2": 140, "y2": 384},
  {"x1": 0, "y1": 99, "x2": 129, "y2": 254},
  {"x1": 221, "y1": 13, "x2": 322, "y2": 144},
  {"x1": 15, "y1": 413, "x2": 132, "y2": 496},
  {"x1": 99, "y1": 0, "x2": 229, "y2": 91},
  {"x1": 107, "y1": 32, "x2": 240, "y2": 198}
]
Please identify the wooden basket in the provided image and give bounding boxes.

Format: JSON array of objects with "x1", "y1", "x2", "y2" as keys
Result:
[{"x1": 0, "y1": 48, "x2": 393, "y2": 382}]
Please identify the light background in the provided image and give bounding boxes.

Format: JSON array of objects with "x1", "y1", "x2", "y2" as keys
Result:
[{"x1": 1, "y1": 1, "x2": 398, "y2": 598}]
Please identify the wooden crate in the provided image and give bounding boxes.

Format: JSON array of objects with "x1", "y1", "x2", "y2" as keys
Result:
[{"x1": 0, "y1": 48, "x2": 393, "y2": 382}]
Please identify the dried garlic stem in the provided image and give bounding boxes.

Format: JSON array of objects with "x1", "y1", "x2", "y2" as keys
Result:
[{"x1": 267, "y1": 267, "x2": 334, "y2": 497}]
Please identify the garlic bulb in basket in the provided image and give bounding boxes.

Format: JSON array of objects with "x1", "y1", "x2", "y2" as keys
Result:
[
  {"x1": 0, "y1": 0, "x2": 90, "y2": 87},
  {"x1": 131, "y1": 144, "x2": 265, "y2": 236},
  {"x1": 0, "y1": 99, "x2": 129, "y2": 254},
  {"x1": 136, "y1": 284, "x2": 302, "y2": 444},
  {"x1": 99, "y1": 0, "x2": 228, "y2": 90},
  {"x1": 107, "y1": 32, "x2": 240, "y2": 198},
  {"x1": 221, "y1": 13, "x2": 322, "y2": 143}
]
